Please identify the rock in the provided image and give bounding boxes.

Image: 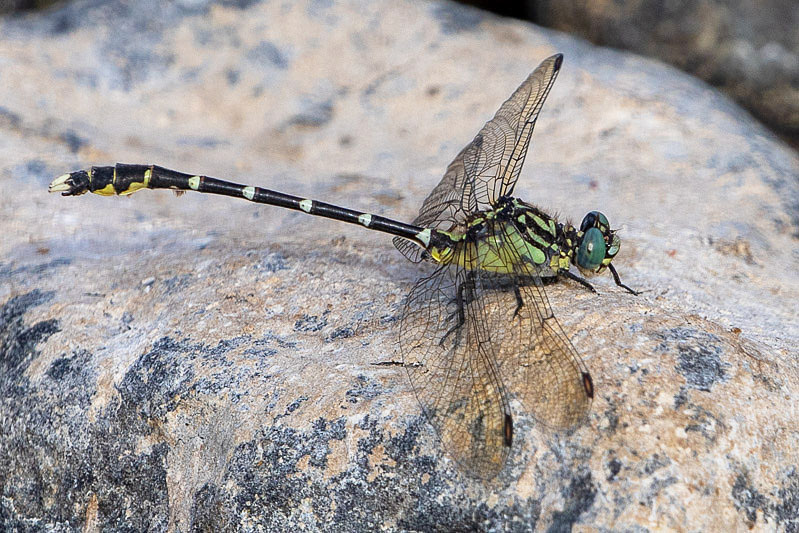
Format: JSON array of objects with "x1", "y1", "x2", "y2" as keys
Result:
[
  {"x1": 0, "y1": 0, "x2": 57, "y2": 15},
  {"x1": 533, "y1": 0, "x2": 799, "y2": 142},
  {"x1": 1, "y1": 0, "x2": 798, "y2": 531}
]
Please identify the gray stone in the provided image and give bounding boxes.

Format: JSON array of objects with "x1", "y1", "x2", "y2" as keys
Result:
[
  {"x1": 534, "y1": 0, "x2": 799, "y2": 142},
  {"x1": 1, "y1": 0, "x2": 797, "y2": 531}
]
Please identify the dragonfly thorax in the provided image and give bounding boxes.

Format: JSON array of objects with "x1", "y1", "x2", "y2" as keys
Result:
[
  {"x1": 427, "y1": 198, "x2": 564, "y2": 276},
  {"x1": 427, "y1": 199, "x2": 622, "y2": 280}
]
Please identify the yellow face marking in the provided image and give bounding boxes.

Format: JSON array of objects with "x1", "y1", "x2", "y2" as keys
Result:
[
  {"x1": 358, "y1": 213, "x2": 372, "y2": 227},
  {"x1": 299, "y1": 199, "x2": 313, "y2": 213},
  {"x1": 415, "y1": 228, "x2": 431, "y2": 247},
  {"x1": 243, "y1": 186, "x2": 255, "y2": 200},
  {"x1": 188, "y1": 176, "x2": 201, "y2": 190}
]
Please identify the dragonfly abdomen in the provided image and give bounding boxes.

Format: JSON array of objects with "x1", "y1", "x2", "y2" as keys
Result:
[{"x1": 49, "y1": 164, "x2": 438, "y2": 251}]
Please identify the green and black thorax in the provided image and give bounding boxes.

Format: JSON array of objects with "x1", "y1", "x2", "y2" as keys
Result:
[{"x1": 426, "y1": 196, "x2": 621, "y2": 279}]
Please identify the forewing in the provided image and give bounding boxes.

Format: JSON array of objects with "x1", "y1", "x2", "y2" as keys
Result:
[
  {"x1": 400, "y1": 263, "x2": 512, "y2": 479},
  {"x1": 394, "y1": 54, "x2": 563, "y2": 263},
  {"x1": 491, "y1": 54, "x2": 563, "y2": 202}
]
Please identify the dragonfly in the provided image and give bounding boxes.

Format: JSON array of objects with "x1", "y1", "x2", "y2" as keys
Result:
[{"x1": 49, "y1": 54, "x2": 637, "y2": 479}]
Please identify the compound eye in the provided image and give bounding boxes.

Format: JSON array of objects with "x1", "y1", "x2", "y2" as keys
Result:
[
  {"x1": 607, "y1": 233, "x2": 620, "y2": 257},
  {"x1": 577, "y1": 227, "x2": 606, "y2": 270},
  {"x1": 580, "y1": 211, "x2": 610, "y2": 233},
  {"x1": 579, "y1": 211, "x2": 598, "y2": 233}
]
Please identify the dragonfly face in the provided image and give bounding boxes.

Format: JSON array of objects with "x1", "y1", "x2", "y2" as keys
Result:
[{"x1": 575, "y1": 210, "x2": 621, "y2": 275}]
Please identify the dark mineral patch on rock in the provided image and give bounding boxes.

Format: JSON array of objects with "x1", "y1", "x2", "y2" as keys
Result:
[
  {"x1": 656, "y1": 327, "x2": 730, "y2": 392},
  {"x1": 0, "y1": 290, "x2": 58, "y2": 381},
  {"x1": 547, "y1": 470, "x2": 596, "y2": 533}
]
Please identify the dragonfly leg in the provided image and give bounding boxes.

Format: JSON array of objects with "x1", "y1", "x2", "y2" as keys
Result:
[
  {"x1": 440, "y1": 272, "x2": 476, "y2": 346},
  {"x1": 559, "y1": 270, "x2": 597, "y2": 293},
  {"x1": 512, "y1": 286, "x2": 524, "y2": 319},
  {"x1": 608, "y1": 264, "x2": 640, "y2": 295}
]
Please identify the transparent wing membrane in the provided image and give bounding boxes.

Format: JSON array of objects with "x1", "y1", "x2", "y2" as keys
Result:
[
  {"x1": 488, "y1": 220, "x2": 592, "y2": 429},
  {"x1": 399, "y1": 213, "x2": 591, "y2": 478},
  {"x1": 394, "y1": 54, "x2": 563, "y2": 263},
  {"x1": 394, "y1": 54, "x2": 594, "y2": 477},
  {"x1": 400, "y1": 262, "x2": 513, "y2": 479}
]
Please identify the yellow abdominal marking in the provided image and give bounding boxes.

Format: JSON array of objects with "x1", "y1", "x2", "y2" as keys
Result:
[
  {"x1": 299, "y1": 200, "x2": 313, "y2": 213},
  {"x1": 243, "y1": 186, "x2": 255, "y2": 200},
  {"x1": 120, "y1": 181, "x2": 147, "y2": 195},
  {"x1": 120, "y1": 169, "x2": 151, "y2": 195},
  {"x1": 358, "y1": 214, "x2": 372, "y2": 227},
  {"x1": 188, "y1": 176, "x2": 201, "y2": 190},
  {"x1": 94, "y1": 183, "x2": 116, "y2": 196},
  {"x1": 429, "y1": 245, "x2": 453, "y2": 264}
]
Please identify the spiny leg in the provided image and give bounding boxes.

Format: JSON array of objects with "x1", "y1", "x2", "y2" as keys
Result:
[
  {"x1": 608, "y1": 264, "x2": 640, "y2": 295},
  {"x1": 439, "y1": 271, "x2": 476, "y2": 346},
  {"x1": 559, "y1": 270, "x2": 597, "y2": 293},
  {"x1": 512, "y1": 286, "x2": 524, "y2": 319}
]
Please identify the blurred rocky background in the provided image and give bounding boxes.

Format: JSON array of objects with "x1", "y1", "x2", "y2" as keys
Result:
[
  {"x1": 5, "y1": 0, "x2": 797, "y2": 147},
  {"x1": 461, "y1": 0, "x2": 799, "y2": 148},
  {"x1": 0, "y1": 0, "x2": 58, "y2": 13}
]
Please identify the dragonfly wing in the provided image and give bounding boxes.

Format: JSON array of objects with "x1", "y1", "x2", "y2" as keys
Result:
[
  {"x1": 394, "y1": 54, "x2": 563, "y2": 263},
  {"x1": 489, "y1": 53, "x2": 563, "y2": 202},
  {"x1": 400, "y1": 264, "x2": 512, "y2": 479},
  {"x1": 489, "y1": 221, "x2": 593, "y2": 429}
]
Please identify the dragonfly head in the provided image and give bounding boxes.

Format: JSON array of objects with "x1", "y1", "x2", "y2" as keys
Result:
[{"x1": 575, "y1": 211, "x2": 620, "y2": 275}]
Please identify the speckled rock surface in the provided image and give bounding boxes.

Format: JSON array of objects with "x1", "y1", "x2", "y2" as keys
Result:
[
  {"x1": 534, "y1": 0, "x2": 799, "y2": 142},
  {"x1": 1, "y1": 0, "x2": 798, "y2": 531}
]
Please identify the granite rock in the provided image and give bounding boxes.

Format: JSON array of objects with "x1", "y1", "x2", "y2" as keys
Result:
[{"x1": 1, "y1": 0, "x2": 798, "y2": 531}]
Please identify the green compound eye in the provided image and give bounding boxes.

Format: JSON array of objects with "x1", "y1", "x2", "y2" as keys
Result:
[
  {"x1": 579, "y1": 211, "x2": 609, "y2": 233},
  {"x1": 577, "y1": 227, "x2": 606, "y2": 270},
  {"x1": 607, "y1": 233, "x2": 620, "y2": 258}
]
